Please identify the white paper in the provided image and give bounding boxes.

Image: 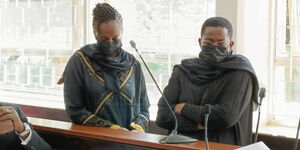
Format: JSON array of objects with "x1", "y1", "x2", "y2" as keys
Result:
[{"x1": 235, "y1": 141, "x2": 270, "y2": 150}]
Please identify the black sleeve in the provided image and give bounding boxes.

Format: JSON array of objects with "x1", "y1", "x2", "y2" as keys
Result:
[
  {"x1": 13, "y1": 105, "x2": 52, "y2": 150},
  {"x1": 156, "y1": 67, "x2": 198, "y2": 131},
  {"x1": 181, "y1": 104, "x2": 203, "y2": 124},
  {"x1": 23, "y1": 130, "x2": 52, "y2": 150},
  {"x1": 181, "y1": 71, "x2": 253, "y2": 129},
  {"x1": 176, "y1": 115, "x2": 198, "y2": 131},
  {"x1": 64, "y1": 54, "x2": 114, "y2": 127}
]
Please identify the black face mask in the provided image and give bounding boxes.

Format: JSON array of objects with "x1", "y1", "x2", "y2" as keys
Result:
[
  {"x1": 199, "y1": 45, "x2": 232, "y2": 65},
  {"x1": 96, "y1": 40, "x2": 122, "y2": 56}
]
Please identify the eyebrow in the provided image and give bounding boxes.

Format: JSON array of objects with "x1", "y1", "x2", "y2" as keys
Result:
[
  {"x1": 203, "y1": 38, "x2": 225, "y2": 42},
  {"x1": 99, "y1": 34, "x2": 120, "y2": 39}
]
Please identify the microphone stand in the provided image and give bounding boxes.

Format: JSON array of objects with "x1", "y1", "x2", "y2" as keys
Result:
[
  {"x1": 130, "y1": 40, "x2": 197, "y2": 144},
  {"x1": 204, "y1": 104, "x2": 211, "y2": 150},
  {"x1": 254, "y1": 88, "x2": 266, "y2": 143},
  {"x1": 294, "y1": 117, "x2": 300, "y2": 150}
]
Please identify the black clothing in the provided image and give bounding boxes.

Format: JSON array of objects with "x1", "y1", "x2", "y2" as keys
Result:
[{"x1": 156, "y1": 54, "x2": 259, "y2": 146}]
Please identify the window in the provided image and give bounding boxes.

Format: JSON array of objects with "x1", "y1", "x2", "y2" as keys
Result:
[
  {"x1": 0, "y1": 0, "x2": 215, "y2": 120},
  {"x1": 269, "y1": 0, "x2": 300, "y2": 129},
  {"x1": 0, "y1": 0, "x2": 84, "y2": 108}
]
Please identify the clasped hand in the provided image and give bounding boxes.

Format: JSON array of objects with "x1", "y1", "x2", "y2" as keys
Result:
[{"x1": 0, "y1": 106, "x2": 25, "y2": 135}]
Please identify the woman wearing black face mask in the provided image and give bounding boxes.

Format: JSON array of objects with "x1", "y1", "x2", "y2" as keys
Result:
[{"x1": 61, "y1": 3, "x2": 150, "y2": 133}]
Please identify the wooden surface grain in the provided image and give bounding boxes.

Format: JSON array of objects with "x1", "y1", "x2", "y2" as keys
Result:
[{"x1": 28, "y1": 117, "x2": 240, "y2": 150}]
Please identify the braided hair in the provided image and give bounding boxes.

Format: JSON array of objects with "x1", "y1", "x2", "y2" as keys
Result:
[{"x1": 92, "y1": 3, "x2": 123, "y2": 32}]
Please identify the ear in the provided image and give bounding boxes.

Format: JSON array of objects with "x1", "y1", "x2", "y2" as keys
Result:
[
  {"x1": 198, "y1": 38, "x2": 202, "y2": 47},
  {"x1": 119, "y1": 28, "x2": 124, "y2": 38},
  {"x1": 93, "y1": 21, "x2": 102, "y2": 40},
  {"x1": 229, "y1": 40, "x2": 234, "y2": 49},
  {"x1": 92, "y1": 24, "x2": 99, "y2": 40}
]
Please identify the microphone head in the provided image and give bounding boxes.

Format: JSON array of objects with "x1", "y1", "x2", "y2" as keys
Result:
[
  {"x1": 204, "y1": 104, "x2": 211, "y2": 115},
  {"x1": 259, "y1": 87, "x2": 266, "y2": 98},
  {"x1": 130, "y1": 40, "x2": 136, "y2": 49}
]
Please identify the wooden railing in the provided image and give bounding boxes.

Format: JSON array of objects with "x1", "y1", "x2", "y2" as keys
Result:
[{"x1": 28, "y1": 117, "x2": 240, "y2": 150}]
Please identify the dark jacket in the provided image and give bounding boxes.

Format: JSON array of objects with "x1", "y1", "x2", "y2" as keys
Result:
[
  {"x1": 0, "y1": 102, "x2": 52, "y2": 150},
  {"x1": 156, "y1": 55, "x2": 258, "y2": 146},
  {"x1": 63, "y1": 45, "x2": 150, "y2": 131}
]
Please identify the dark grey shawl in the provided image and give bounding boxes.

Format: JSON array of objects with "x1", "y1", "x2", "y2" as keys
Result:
[{"x1": 176, "y1": 54, "x2": 259, "y2": 110}]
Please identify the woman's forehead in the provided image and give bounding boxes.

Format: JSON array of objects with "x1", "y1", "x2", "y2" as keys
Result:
[{"x1": 97, "y1": 20, "x2": 122, "y2": 35}]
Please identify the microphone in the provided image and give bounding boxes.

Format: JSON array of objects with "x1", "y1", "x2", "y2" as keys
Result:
[
  {"x1": 130, "y1": 40, "x2": 197, "y2": 144},
  {"x1": 294, "y1": 117, "x2": 300, "y2": 150},
  {"x1": 259, "y1": 87, "x2": 266, "y2": 98},
  {"x1": 204, "y1": 104, "x2": 211, "y2": 150},
  {"x1": 254, "y1": 87, "x2": 266, "y2": 143}
]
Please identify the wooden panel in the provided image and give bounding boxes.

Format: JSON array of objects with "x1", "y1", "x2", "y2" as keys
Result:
[
  {"x1": 19, "y1": 104, "x2": 169, "y2": 136},
  {"x1": 19, "y1": 104, "x2": 70, "y2": 122},
  {"x1": 28, "y1": 117, "x2": 240, "y2": 150},
  {"x1": 258, "y1": 133, "x2": 300, "y2": 150},
  {"x1": 36, "y1": 130, "x2": 155, "y2": 150}
]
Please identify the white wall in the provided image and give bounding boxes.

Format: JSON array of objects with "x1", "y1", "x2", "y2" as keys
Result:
[
  {"x1": 216, "y1": 0, "x2": 271, "y2": 87},
  {"x1": 216, "y1": 0, "x2": 238, "y2": 52},
  {"x1": 216, "y1": 0, "x2": 272, "y2": 125}
]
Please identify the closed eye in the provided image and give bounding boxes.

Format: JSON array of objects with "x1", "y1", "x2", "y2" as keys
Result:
[{"x1": 203, "y1": 41, "x2": 213, "y2": 46}]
